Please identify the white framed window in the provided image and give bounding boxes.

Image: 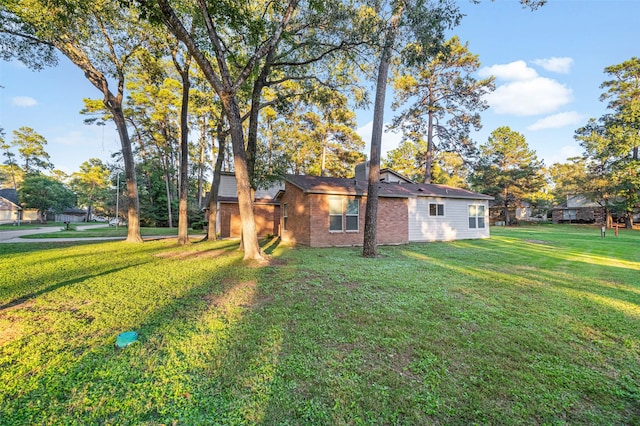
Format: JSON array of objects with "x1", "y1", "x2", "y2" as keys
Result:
[
  {"x1": 429, "y1": 203, "x2": 445, "y2": 217},
  {"x1": 345, "y1": 197, "x2": 359, "y2": 232},
  {"x1": 282, "y1": 203, "x2": 288, "y2": 230},
  {"x1": 329, "y1": 196, "x2": 360, "y2": 232},
  {"x1": 329, "y1": 196, "x2": 343, "y2": 232},
  {"x1": 563, "y1": 209, "x2": 577, "y2": 221},
  {"x1": 469, "y1": 204, "x2": 486, "y2": 229}
]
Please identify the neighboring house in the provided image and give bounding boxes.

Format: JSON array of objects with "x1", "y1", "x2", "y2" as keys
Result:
[
  {"x1": 207, "y1": 172, "x2": 284, "y2": 238},
  {"x1": 55, "y1": 208, "x2": 88, "y2": 223},
  {"x1": 551, "y1": 194, "x2": 604, "y2": 224},
  {"x1": 0, "y1": 189, "x2": 21, "y2": 224},
  {"x1": 278, "y1": 174, "x2": 492, "y2": 247}
]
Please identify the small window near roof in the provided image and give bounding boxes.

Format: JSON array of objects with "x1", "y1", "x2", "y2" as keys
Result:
[{"x1": 429, "y1": 203, "x2": 445, "y2": 216}]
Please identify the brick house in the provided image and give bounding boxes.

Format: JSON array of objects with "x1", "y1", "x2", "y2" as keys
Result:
[
  {"x1": 551, "y1": 194, "x2": 604, "y2": 224},
  {"x1": 209, "y1": 172, "x2": 283, "y2": 238},
  {"x1": 278, "y1": 174, "x2": 493, "y2": 247}
]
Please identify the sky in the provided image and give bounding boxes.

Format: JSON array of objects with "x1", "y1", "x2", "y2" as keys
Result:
[{"x1": 1, "y1": 0, "x2": 639, "y2": 175}]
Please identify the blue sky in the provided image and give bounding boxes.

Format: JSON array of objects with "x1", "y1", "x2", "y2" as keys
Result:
[{"x1": 1, "y1": 0, "x2": 639, "y2": 175}]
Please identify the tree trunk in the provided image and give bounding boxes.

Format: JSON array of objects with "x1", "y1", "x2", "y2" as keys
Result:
[
  {"x1": 425, "y1": 109, "x2": 434, "y2": 184},
  {"x1": 225, "y1": 98, "x2": 263, "y2": 260},
  {"x1": 111, "y1": 106, "x2": 143, "y2": 242},
  {"x1": 206, "y1": 120, "x2": 227, "y2": 241},
  {"x1": 363, "y1": 6, "x2": 404, "y2": 258},
  {"x1": 503, "y1": 190, "x2": 511, "y2": 226},
  {"x1": 197, "y1": 119, "x2": 206, "y2": 209},
  {"x1": 177, "y1": 59, "x2": 191, "y2": 246}
]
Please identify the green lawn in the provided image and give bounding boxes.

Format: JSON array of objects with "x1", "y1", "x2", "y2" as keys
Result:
[
  {"x1": 18, "y1": 225, "x2": 206, "y2": 239},
  {"x1": 0, "y1": 225, "x2": 638, "y2": 424}
]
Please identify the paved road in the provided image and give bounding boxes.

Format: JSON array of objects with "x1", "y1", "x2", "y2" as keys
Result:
[{"x1": 0, "y1": 224, "x2": 123, "y2": 243}]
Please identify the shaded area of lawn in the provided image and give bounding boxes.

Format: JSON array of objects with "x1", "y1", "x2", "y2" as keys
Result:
[{"x1": 0, "y1": 226, "x2": 638, "y2": 424}]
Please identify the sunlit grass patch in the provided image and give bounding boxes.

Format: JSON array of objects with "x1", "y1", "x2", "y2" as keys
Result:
[{"x1": 1, "y1": 226, "x2": 639, "y2": 424}]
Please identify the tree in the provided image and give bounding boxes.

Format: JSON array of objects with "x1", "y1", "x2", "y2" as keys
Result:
[
  {"x1": 0, "y1": 127, "x2": 21, "y2": 189},
  {"x1": 390, "y1": 36, "x2": 494, "y2": 183},
  {"x1": 363, "y1": 0, "x2": 462, "y2": 257},
  {"x1": 70, "y1": 158, "x2": 112, "y2": 221},
  {"x1": 575, "y1": 57, "x2": 640, "y2": 228},
  {"x1": 150, "y1": 0, "x2": 365, "y2": 260},
  {"x1": 470, "y1": 126, "x2": 545, "y2": 225},
  {"x1": 12, "y1": 127, "x2": 53, "y2": 174},
  {"x1": 382, "y1": 138, "x2": 428, "y2": 182},
  {"x1": 548, "y1": 157, "x2": 588, "y2": 205},
  {"x1": 600, "y1": 57, "x2": 640, "y2": 160},
  {"x1": 1, "y1": 0, "x2": 147, "y2": 242},
  {"x1": 362, "y1": 0, "x2": 545, "y2": 256},
  {"x1": 20, "y1": 174, "x2": 76, "y2": 222},
  {"x1": 273, "y1": 91, "x2": 365, "y2": 177}
]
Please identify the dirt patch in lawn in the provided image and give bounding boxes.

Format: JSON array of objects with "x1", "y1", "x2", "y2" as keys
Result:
[
  {"x1": 155, "y1": 249, "x2": 228, "y2": 260},
  {"x1": 525, "y1": 239, "x2": 554, "y2": 245}
]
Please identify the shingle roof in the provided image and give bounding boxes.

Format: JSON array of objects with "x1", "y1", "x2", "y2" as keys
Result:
[
  {"x1": 0, "y1": 189, "x2": 19, "y2": 205},
  {"x1": 285, "y1": 175, "x2": 493, "y2": 200}
]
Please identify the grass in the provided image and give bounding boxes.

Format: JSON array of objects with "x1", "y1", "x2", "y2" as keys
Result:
[
  {"x1": 17, "y1": 225, "x2": 206, "y2": 239},
  {"x1": 0, "y1": 225, "x2": 638, "y2": 424}
]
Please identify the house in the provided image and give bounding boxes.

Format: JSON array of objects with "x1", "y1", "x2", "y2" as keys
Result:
[
  {"x1": 209, "y1": 172, "x2": 284, "y2": 238},
  {"x1": 0, "y1": 189, "x2": 21, "y2": 224},
  {"x1": 278, "y1": 174, "x2": 492, "y2": 247},
  {"x1": 551, "y1": 194, "x2": 604, "y2": 224},
  {"x1": 55, "y1": 208, "x2": 89, "y2": 223}
]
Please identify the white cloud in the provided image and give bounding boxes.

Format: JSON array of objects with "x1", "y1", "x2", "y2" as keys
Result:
[
  {"x1": 478, "y1": 60, "x2": 538, "y2": 81},
  {"x1": 12, "y1": 96, "x2": 38, "y2": 107},
  {"x1": 486, "y1": 77, "x2": 573, "y2": 116},
  {"x1": 356, "y1": 121, "x2": 404, "y2": 159},
  {"x1": 479, "y1": 60, "x2": 573, "y2": 116},
  {"x1": 532, "y1": 57, "x2": 574, "y2": 74},
  {"x1": 527, "y1": 111, "x2": 585, "y2": 131}
]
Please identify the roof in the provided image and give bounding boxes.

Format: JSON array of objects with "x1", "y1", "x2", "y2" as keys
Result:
[
  {"x1": 0, "y1": 188, "x2": 19, "y2": 205},
  {"x1": 552, "y1": 194, "x2": 602, "y2": 210},
  {"x1": 284, "y1": 175, "x2": 493, "y2": 200}
]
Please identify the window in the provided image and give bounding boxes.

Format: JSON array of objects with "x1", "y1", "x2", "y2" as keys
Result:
[
  {"x1": 563, "y1": 209, "x2": 577, "y2": 221},
  {"x1": 329, "y1": 196, "x2": 359, "y2": 232},
  {"x1": 282, "y1": 203, "x2": 288, "y2": 230},
  {"x1": 345, "y1": 198, "x2": 359, "y2": 231},
  {"x1": 469, "y1": 204, "x2": 486, "y2": 229},
  {"x1": 329, "y1": 196, "x2": 343, "y2": 232},
  {"x1": 429, "y1": 203, "x2": 445, "y2": 216}
]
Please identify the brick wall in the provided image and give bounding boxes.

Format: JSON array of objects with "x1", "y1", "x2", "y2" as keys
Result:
[
  {"x1": 280, "y1": 190, "x2": 409, "y2": 247},
  {"x1": 280, "y1": 183, "x2": 311, "y2": 246},
  {"x1": 219, "y1": 202, "x2": 280, "y2": 238}
]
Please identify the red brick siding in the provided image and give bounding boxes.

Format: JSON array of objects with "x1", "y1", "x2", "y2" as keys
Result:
[
  {"x1": 282, "y1": 192, "x2": 407, "y2": 247},
  {"x1": 377, "y1": 197, "x2": 409, "y2": 245},
  {"x1": 219, "y1": 202, "x2": 280, "y2": 238},
  {"x1": 280, "y1": 183, "x2": 311, "y2": 246}
]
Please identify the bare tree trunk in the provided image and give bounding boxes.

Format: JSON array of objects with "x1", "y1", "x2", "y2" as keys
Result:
[
  {"x1": 363, "y1": 5, "x2": 403, "y2": 258},
  {"x1": 176, "y1": 54, "x2": 192, "y2": 246},
  {"x1": 425, "y1": 109, "x2": 434, "y2": 184},
  {"x1": 197, "y1": 119, "x2": 206, "y2": 209},
  {"x1": 112, "y1": 107, "x2": 143, "y2": 242},
  {"x1": 225, "y1": 99, "x2": 263, "y2": 260},
  {"x1": 206, "y1": 114, "x2": 227, "y2": 241},
  {"x1": 503, "y1": 188, "x2": 511, "y2": 226}
]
